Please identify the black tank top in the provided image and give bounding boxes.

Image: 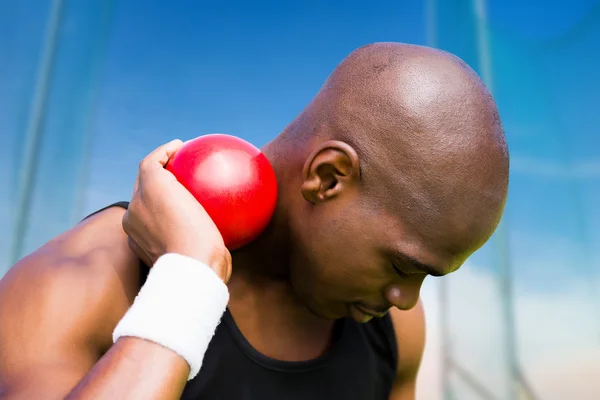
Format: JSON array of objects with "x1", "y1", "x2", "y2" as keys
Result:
[{"x1": 88, "y1": 202, "x2": 398, "y2": 399}]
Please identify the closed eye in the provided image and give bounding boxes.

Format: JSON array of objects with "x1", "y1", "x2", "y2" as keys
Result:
[{"x1": 391, "y1": 262, "x2": 410, "y2": 278}]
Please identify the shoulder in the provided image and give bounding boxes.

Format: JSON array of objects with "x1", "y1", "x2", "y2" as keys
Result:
[
  {"x1": 0, "y1": 203, "x2": 141, "y2": 354},
  {"x1": 0, "y1": 203, "x2": 144, "y2": 394},
  {"x1": 388, "y1": 299, "x2": 426, "y2": 381}
]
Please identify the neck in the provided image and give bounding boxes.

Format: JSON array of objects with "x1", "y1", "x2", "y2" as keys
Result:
[
  {"x1": 230, "y1": 209, "x2": 290, "y2": 279},
  {"x1": 229, "y1": 138, "x2": 294, "y2": 279}
]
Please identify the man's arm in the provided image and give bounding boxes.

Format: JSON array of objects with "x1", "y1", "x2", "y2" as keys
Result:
[
  {"x1": 0, "y1": 206, "x2": 189, "y2": 400},
  {"x1": 388, "y1": 299, "x2": 426, "y2": 400}
]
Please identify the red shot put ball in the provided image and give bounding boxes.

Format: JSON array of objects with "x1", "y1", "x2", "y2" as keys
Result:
[{"x1": 166, "y1": 134, "x2": 278, "y2": 250}]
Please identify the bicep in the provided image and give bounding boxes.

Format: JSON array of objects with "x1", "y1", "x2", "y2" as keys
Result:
[{"x1": 0, "y1": 262, "x2": 102, "y2": 398}]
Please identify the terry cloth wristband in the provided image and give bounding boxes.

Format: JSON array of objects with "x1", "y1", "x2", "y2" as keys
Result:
[{"x1": 112, "y1": 253, "x2": 229, "y2": 380}]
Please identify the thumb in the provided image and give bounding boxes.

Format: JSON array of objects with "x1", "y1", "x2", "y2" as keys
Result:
[{"x1": 146, "y1": 139, "x2": 184, "y2": 168}]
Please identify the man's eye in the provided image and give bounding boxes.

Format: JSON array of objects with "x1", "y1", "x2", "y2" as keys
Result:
[{"x1": 392, "y1": 262, "x2": 410, "y2": 278}]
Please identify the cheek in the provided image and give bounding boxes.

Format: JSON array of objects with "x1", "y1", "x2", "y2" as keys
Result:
[
  {"x1": 297, "y1": 227, "x2": 385, "y2": 299},
  {"x1": 290, "y1": 202, "x2": 392, "y2": 301},
  {"x1": 287, "y1": 221, "x2": 349, "y2": 297}
]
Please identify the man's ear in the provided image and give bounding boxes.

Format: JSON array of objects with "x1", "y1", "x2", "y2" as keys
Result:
[{"x1": 301, "y1": 140, "x2": 361, "y2": 204}]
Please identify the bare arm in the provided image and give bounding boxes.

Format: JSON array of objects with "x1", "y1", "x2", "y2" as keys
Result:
[
  {"x1": 0, "y1": 206, "x2": 189, "y2": 400},
  {"x1": 388, "y1": 300, "x2": 426, "y2": 400}
]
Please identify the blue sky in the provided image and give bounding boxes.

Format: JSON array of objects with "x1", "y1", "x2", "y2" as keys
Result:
[
  {"x1": 1, "y1": 0, "x2": 598, "y2": 286},
  {"x1": 2, "y1": 1, "x2": 600, "y2": 396},
  {"x1": 94, "y1": 0, "x2": 599, "y2": 286}
]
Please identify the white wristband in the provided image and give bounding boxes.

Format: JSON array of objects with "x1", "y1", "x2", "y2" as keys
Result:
[{"x1": 113, "y1": 253, "x2": 229, "y2": 380}]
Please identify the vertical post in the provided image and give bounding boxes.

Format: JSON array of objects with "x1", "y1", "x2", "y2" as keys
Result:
[
  {"x1": 9, "y1": 0, "x2": 65, "y2": 267},
  {"x1": 440, "y1": 279, "x2": 454, "y2": 400},
  {"x1": 7, "y1": 0, "x2": 115, "y2": 265},
  {"x1": 471, "y1": 1, "x2": 518, "y2": 398},
  {"x1": 70, "y1": 1, "x2": 116, "y2": 224},
  {"x1": 494, "y1": 220, "x2": 518, "y2": 400},
  {"x1": 424, "y1": 1, "x2": 453, "y2": 399}
]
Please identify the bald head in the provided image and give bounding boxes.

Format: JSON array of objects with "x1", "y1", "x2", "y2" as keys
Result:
[
  {"x1": 254, "y1": 43, "x2": 511, "y2": 314},
  {"x1": 273, "y1": 42, "x2": 508, "y2": 260}
]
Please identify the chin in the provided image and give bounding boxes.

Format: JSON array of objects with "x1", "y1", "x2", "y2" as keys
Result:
[{"x1": 304, "y1": 300, "x2": 347, "y2": 320}]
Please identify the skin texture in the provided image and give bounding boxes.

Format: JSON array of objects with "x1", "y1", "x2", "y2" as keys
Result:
[
  {"x1": 0, "y1": 207, "x2": 189, "y2": 400},
  {"x1": 0, "y1": 42, "x2": 508, "y2": 400}
]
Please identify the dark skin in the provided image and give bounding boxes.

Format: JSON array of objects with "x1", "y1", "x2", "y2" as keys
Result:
[{"x1": 0, "y1": 43, "x2": 508, "y2": 399}]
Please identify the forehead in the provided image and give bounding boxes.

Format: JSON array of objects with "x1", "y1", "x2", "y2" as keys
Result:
[{"x1": 363, "y1": 146, "x2": 503, "y2": 254}]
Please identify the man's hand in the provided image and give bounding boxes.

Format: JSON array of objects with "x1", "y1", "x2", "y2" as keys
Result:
[{"x1": 123, "y1": 139, "x2": 232, "y2": 282}]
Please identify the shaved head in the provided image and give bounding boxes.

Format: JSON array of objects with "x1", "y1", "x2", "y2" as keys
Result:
[
  {"x1": 280, "y1": 42, "x2": 508, "y2": 252},
  {"x1": 258, "y1": 42, "x2": 509, "y2": 316},
  {"x1": 339, "y1": 44, "x2": 506, "y2": 251}
]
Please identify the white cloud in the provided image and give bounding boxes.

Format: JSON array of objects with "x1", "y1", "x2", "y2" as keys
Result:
[
  {"x1": 527, "y1": 349, "x2": 600, "y2": 400},
  {"x1": 507, "y1": 230, "x2": 598, "y2": 294},
  {"x1": 510, "y1": 156, "x2": 600, "y2": 179},
  {"x1": 417, "y1": 264, "x2": 600, "y2": 400}
]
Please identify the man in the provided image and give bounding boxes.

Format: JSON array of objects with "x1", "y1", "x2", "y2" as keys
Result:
[{"x1": 0, "y1": 42, "x2": 508, "y2": 399}]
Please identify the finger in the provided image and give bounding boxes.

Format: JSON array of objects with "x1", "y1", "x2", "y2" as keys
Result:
[
  {"x1": 122, "y1": 210, "x2": 132, "y2": 236},
  {"x1": 127, "y1": 236, "x2": 152, "y2": 265},
  {"x1": 149, "y1": 139, "x2": 184, "y2": 166},
  {"x1": 126, "y1": 235, "x2": 137, "y2": 253},
  {"x1": 141, "y1": 139, "x2": 184, "y2": 171}
]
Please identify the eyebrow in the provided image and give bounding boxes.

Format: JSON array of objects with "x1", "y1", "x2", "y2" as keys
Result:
[{"x1": 395, "y1": 251, "x2": 445, "y2": 277}]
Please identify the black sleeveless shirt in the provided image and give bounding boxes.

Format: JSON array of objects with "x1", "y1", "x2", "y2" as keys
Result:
[{"x1": 90, "y1": 202, "x2": 398, "y2": 399}]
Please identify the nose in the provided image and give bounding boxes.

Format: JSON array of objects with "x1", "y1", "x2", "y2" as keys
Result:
[{"x1": 384, "y1": 280, "x2": 423, "y2": 311}]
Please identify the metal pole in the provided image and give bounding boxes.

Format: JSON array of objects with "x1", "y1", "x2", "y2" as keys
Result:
[
  {"x1": 9, "y1": 0, "x2": 66, "y2": 266},
  {"x1": 71, "y1": 0, "x2": 117, "y2": 224},
  {"x1": 497, "y1": 223, "x2": 519, "y2": 400},
  {"x1": 439, "y1": 279, "x2": 454, "y2": 400},
  {"x1": 424, "y1": 2, "x2": 453, "y2": 399},
  {"x1": 450, "y1": 359, "x2": 499, "y2": 400},
  {"x1": 471, "y1": 0, "x2": 519, "y2": 398}
]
